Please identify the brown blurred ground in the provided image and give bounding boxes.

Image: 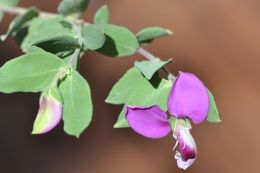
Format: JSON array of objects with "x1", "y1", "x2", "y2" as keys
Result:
[{"x1": 0, "y1": 0, "x2": 259, "y2": 173}]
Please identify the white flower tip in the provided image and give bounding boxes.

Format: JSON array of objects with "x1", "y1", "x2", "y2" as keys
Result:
[{"x1": 174, "y1": 151, "x2": 196, "y2": 170}]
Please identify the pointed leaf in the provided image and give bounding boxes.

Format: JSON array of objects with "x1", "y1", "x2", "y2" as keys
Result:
[
  {"x1": 94, "y1": 5, "x2": 109, "y2": 24},
  {"x1": 135, "y1": 59, "x2": 172, "y2": 79},
  {"x1": 97, "y1": 24, "x2": 139, "y2": 57},
  {"x1": 106, "y1": 67, "x2": 172, "y2": 111},
  {"x1": 207, "y1": 90, "x2": 221, "y2": 123},
  {"x1": 136, "y1": 27, "x2": 173, "y2": 44},
  {"x1": 1, "y1": 7, "x2": 39, "y2": 41},
  {"x1": 59, "y1": 69, "x2": 93, "y2": 137},
  {"x1": 82, "y1": 24, "x2": 106, "y2": 50},
  {"x1": 0, "y1": 52, "x2": 67, "y2": 93},
  {"x1": 113, "y1": 106, "x2": 129, "y2": 128}
]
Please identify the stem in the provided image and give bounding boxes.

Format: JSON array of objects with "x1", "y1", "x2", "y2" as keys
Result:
[
  {"x1": 137, "y1": 47, "x2": 158, "y2": 61},
  {"x1": 68, "y1": 20, "x2": 83, "y2": 69},
  {"x1": 0, "y1": 5, "x2": 174, "y2": 78}
]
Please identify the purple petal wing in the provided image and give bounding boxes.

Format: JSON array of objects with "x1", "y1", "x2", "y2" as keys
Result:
[
  {"x1": 168, "y1": 72, "x2": 210, "y2": 124},
  {"x1": 126, "y1": 105, "x2": 170, "y2": 138}
]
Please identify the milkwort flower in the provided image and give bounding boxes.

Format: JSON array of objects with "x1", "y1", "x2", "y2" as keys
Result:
[
  {"x1": 125, "y1": 72, "x2": 210, "y2": 170},
  {"x1": 32, "y1": 87, "x2": 63, "y2": 134}
]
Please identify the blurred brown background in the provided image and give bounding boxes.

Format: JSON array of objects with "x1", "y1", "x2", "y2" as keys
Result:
[{"x1": 0, "y1": 0, "x2": 260, "y2": 172}]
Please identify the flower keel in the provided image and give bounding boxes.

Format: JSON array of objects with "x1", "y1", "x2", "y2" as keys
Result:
[{"x1": 173, "y1": 120, "x2": 197, "y2": 170}]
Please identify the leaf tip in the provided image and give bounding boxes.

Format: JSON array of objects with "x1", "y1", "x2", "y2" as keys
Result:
[{"x1": 166, "y1": 29, "x2": 174, "y2": 35}]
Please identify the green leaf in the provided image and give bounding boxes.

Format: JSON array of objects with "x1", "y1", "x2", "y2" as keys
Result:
[
  {"x1": 58, "y1": 0, "x2": 89, "y2": 17},
  {"x1": 21, "y1": 17, "x2": 75, "y2": 52},
  {"x1": 136, "y1": 27, "x2": 173, "y2": 44},
  {"x1": 1, "y1": 7, "x2": 39, "y2": 41},
  {"x1": 106, "y1": 67, "x2": 172, "y2": 111},
  {"x1": 94, "y1": 5, "x2": 109, "y2": 24},
  {"x1": 33, "y1": 36, "x2": 80, "y2": 54},
  {"x1": 81, "y1": 24, "x2": 106, "y2": 50},
  {"x1": 113, "y1": 106, "x2": 129, "y2": 128},
  {"x1": 59, "y1": 69, "x2": 93, "y2": 137},
  {"x1": 97, "y1": 24, "x2": 139, "y2": 57},
  {"x1": 207, "y1": 90, "x2": 221, "y2": 123},
  {"x1": 0, "y1": 52, "x2": 67, "y2": 93},
  {"x1": 134, "y1": 59, "x2": 172, "y2": 79}
]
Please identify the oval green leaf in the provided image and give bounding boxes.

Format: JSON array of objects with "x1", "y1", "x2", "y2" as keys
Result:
[
  {"x1": 81, "y1": 24, "x2": 106, "y2": 50},
  {"x1": 136, "y1": 27, "x2": 173, "y2": 44},
  {"x1": 0, "y1": 52, "x2": 67, "y2": 93},
  {"x1": 58, "y1": 0, "x2": 89, "y2": 17},
  {"x1": 97, "y1": 24, "x2": 139, "y2": 57},
  {"x1": 59, "y1": 69, "x2": 93, "y2": 137}
]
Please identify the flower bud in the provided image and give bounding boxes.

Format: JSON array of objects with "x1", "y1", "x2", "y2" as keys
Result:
[{"x1": 32, "y1": 88, "x2": 63, "y2": 134}]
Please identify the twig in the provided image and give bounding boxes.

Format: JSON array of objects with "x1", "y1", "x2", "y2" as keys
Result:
[
  {"x1": 0, "y1": 5, "x2": 174, "y2": 78},
  {"x1": 137, "y1": 47, "x2": 158, "y2": 61}
]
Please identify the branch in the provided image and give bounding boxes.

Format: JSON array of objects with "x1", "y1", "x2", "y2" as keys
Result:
[{"x1": 0, "y1": 5, "x2": 173, "y2": 78}]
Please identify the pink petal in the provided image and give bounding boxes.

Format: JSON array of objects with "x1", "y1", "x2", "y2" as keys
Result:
[
  {"x1": 32, "y1": 89, "x2": 63, "y2": 134},
  {"x1": 168, "y1": 72, "x2": 210, "y2": 124},
  {"x1": 126, "y1": 105, "x2": 170, "y2": 138}
]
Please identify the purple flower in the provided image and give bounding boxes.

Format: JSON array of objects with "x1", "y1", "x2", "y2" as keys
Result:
[
  {"x1": 125, "y1": 71, "x2": 210, "y2": 169},
  {"x1": 32, "y1": 88, "x2": 63, "y2": 134}
]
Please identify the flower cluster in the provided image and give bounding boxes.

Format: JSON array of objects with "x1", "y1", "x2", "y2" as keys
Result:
[{"x1": 125, "y1": 72, "x2": 210, "y2": 170}]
